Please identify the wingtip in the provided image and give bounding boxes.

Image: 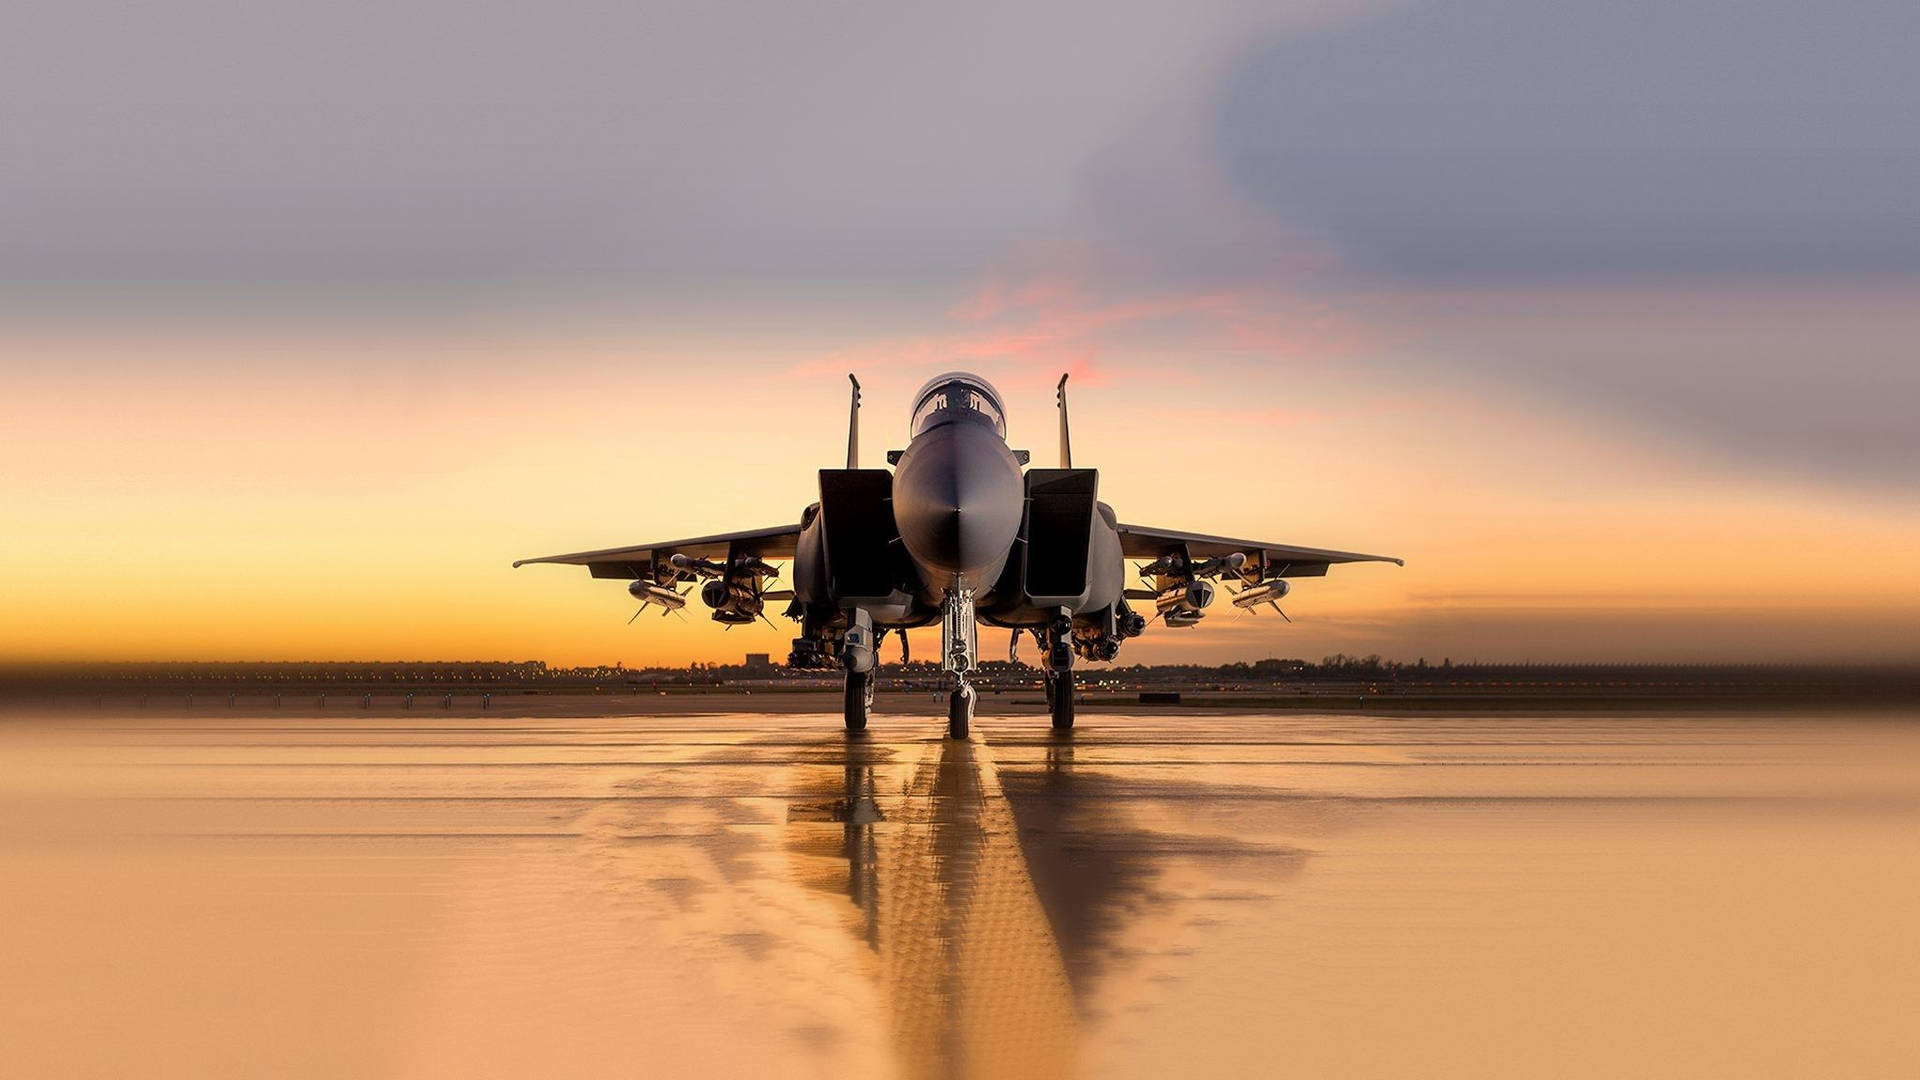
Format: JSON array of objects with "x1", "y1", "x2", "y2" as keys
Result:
[{"x1": 510, "y1": 559, "x2": 527, "y2": 568}]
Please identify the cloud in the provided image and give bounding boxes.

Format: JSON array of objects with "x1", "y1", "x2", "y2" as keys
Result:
[
  {"x1": 1367, "y1": 285, "x2": 1920, "y2": 487},
  {"x1": 0, "y1": 0, "x2": 1253, "y2": 320},
  {"x1": 783, "y1": 278, "x2": 1370, "y2": 394},
  {"x1": 1105, "y1": 0, "x2": 1920, "y2": 490},
  {"x1": 6, "y1": 0, "x2": 1913, "y2": 494},
  {"x1": 1212, "y1": 0, "x2": 1920, "y2": 284}
]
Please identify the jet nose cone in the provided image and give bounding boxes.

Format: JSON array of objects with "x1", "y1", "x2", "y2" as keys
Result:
[{"x1": 893, "y1": 422, "x2": 1023, "y2": 582}]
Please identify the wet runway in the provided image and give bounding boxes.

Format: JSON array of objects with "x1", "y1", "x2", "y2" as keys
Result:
[{"x1": 4, "y1": 707, "x2": 1917, "y2": 1078}]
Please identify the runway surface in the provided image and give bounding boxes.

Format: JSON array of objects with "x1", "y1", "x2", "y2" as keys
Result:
[{"x1": 4, "y1": 706, "x2": 1917, "y2": 1078}]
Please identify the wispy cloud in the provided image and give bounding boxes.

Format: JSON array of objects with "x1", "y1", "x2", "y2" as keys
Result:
[{"x1": 786, "y1": 274, "x2": 1369, "y2": 391}]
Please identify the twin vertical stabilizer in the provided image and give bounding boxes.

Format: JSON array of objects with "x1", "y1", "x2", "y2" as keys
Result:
[
  {"x1": 846, "y1": 373, "x2": 861, "y2": 469},
  {"x1": 1056, "y1": 373, "x2": 1073, "y2": 468}
]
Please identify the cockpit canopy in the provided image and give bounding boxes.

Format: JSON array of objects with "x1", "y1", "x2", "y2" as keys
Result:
[{"x1": 909, "y1": 372, "x2": 1006, "y2": 438}]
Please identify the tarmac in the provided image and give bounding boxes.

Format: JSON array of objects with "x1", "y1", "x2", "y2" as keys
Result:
[{"x1": 3, "y1": 703, "x2": 1916, "y2": 1078}]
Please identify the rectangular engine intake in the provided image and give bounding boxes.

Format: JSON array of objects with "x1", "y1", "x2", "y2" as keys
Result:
[{"x1": 1022, "y1": 468, "x2": 1098, "y2": 607}]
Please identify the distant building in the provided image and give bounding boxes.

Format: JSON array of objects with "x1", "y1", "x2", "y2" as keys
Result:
[{"x1": 743, "y1": 653, "x2": 773, "y2": 671}]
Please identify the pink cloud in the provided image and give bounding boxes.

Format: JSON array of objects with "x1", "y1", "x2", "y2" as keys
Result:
[{"x1": 792, "y1": 274, "x2": 1372, "y2": 389}]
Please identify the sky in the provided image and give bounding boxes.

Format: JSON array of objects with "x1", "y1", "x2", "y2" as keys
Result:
[{"x1": 3, "y1": 0, "x2": 1916, "y2": 666}]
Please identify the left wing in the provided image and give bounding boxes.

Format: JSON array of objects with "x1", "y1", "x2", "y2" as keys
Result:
[
  {"x1": 512, "y1": 523, "x2": 802, "y2": 580},
  {"x1": 1116, "y1": 523, "x2": 1401, "y2": 578}
]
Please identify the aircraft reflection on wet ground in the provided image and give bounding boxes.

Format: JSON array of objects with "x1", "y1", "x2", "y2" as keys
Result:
[
  {"x1": 1, "y1": 710, "x2": 1917, "y2": 1079},
  {"x1": 786, "y1": 737, "x2": 1080, "y2": 1078},
  {"x1": 782, "y1": 729, "x2": 1317, "y2": 1079}
]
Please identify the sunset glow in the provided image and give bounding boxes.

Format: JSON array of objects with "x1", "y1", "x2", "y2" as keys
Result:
[
  {"x1": 4, "y1": 0, "x2": 1914, "y2": 667},
  {"x1": 6, "y1": 311, "x2": 1915, "y2": 667}
]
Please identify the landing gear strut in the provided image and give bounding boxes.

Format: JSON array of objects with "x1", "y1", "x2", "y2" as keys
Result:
[
  {"x1": 843, "y1": 669, "x2": 872, "y2": 733},
  {"x1": 1044, "y1": 617, "x2": 1074, "y2": 732},
  {"x1": 840, "y1": 609, "x2": 877, "y2": 734},
  {"x1": 942, "y1": 589, "x2": 977, "y2": 740}
]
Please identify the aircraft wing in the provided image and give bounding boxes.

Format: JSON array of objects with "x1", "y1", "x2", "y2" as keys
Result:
[
  {"x1": 512, "y1": 523, "x2": 802, "y2": 580},
  {"x1": 1116, "y1": 523, "x2": 1401, "y2": 578}
]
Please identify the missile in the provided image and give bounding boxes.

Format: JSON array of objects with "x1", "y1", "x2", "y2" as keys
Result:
[
  {"x1": 1230, "y1": 579, "x2": 1291, "y2": 609},
  {"x1": 672, "y1": 553, "x2": 777, "y2": 579},
  {"x1": 1193, "y1": 553, "x2": 1248, "y2": 579},
  {"x1": 732, "y1": 556, "x2": 778, "y2": 578},
  {"x1": 1136, "y1": 553, "x2": 1186, "y2": 579},
  {"x1": 628, "y1": 580, "x2": 687, "y2": 610},
  {"x1": 668, "y1": 553, "x2": 724, "y2": 578}
]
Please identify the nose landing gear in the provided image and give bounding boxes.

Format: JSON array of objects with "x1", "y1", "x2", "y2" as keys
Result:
[
  {"x1": 941, "y1": 589, "x2": 977, "y2": 740},
  {"x1": 947, "y1": 681, "x2": 974, "y2": 740}
]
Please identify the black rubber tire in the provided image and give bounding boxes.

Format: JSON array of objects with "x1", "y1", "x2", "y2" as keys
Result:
[
  {"x1": 947, "y1": 687, "x2": 971, "y2": 740},
  {"x1": 843, "y1": 670, "x2": 871, "y2": 733},
  {"x1": 1049, "y1": 669, "x2": 1075, "y2": 731}
]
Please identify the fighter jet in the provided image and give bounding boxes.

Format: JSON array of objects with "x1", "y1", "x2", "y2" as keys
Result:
[{"x1": 514, "y1": 372, "x2": 1400, "y2": 738}]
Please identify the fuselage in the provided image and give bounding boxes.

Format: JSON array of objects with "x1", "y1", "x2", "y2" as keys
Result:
[
  {"x1": 890, "y1": 379, "x2": 1026, "y2": 595},
  {"x1": 789, "y1": 372, "x2": 1125, "y2": 639}
]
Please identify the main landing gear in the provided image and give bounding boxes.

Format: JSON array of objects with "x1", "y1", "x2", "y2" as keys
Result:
[
  {"x1": 1045, "y1": 667, "x2": 1075, "y2": 731},
  {"x1": 843, "y1": 668, "x2": 872, "y2": 733},
  {"x1": 841, "y1": 610, "x2": 877, "y2": 734},
  {"x1": 1040, "y1": 616, "x2": 1075, "y2": 732}
]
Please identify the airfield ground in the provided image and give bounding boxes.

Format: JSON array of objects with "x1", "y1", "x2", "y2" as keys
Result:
[{"x1": 3, "y1": 706, "x2": 1916, "y2": 1078}]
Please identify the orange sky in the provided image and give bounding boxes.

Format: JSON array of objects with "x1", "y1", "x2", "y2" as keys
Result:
[
  {"x1": 6, "y1": 309, "x2": 1917, "y2": 667},
  {"x1": 5, "y1": 0, "x2": 1920, "y2": 667},
  {"x1": 5, "y1": 0, "x2": 1916, "y2": 667}
]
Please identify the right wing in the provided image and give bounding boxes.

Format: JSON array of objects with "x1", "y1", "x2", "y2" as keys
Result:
[
  {"x1": 1115, "y1": 523, "x2": 1402, "y2": 578},
  {"x1": 512, "y1": 523, "x2": 803, "y2": 580}
]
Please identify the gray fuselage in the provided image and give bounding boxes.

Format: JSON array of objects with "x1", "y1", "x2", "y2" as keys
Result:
[{"x1": 790, "y1": 373, "x2": 1125, "y2": 635}]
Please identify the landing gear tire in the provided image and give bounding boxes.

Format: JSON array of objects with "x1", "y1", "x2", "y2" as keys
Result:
[
  {"x1": 947, "y1": 684, "x2": 973, "y2": 740},
  {"x1": 843, "y1": 669, "x2": 872, "y2": 733},
  {"x1": 1049, "y1": 669, "x2": 1075, "y2": 732}
]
